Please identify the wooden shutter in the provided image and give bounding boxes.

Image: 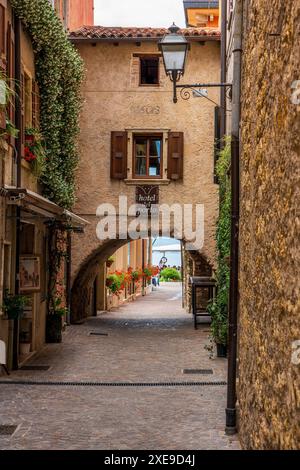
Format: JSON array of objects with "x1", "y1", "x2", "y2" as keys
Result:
[
  {"x1": 168, "y1": 132, "x2": 184, "y2": 180},
  {"x1": 32, "y1": 80, "x2": 40, "y2": 128},
  {"x1": 0, "y1": 5, "x2": 5, "y2": 55},
  {"x1": 214, "y1": 106, "x2": 221, "y2": 184},
  {"x1": 21, "y1": 69, "x2": 25, "y2": 155},
  {"x1": 111, "y1": 131, "x2": 128, "y2": 179},
  {"x1": 32, "y1": 80, "x2": 36, "y2": 127}
]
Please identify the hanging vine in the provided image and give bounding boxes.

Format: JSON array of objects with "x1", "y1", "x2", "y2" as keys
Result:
[
  {"x1": 208, "y1": 138, "x2": 231, "y2": 346},
  {"x1": 11, "y1": 0, "x2": 84, "y2": 209},
  {"x1": 47, "y1": 222, "x2": 69, "y2": 316}
]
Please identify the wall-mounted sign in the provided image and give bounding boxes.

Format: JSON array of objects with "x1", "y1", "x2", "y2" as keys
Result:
[
  {"x1": 131, "y1": 105, "x2": 160, "y2": 115},
  {"x1": 136, "y1": 186, "x2": 159, "y2": 215},
  {"x1": 19, "y1": 256, "x2": 41, "y2": 293}
]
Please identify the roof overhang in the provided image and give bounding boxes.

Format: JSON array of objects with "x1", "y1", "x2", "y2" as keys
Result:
[
  {"x1": 183, "y1": 1, "x2": 220, "y2": 27},
  {"x1": 69, "y1": 35, "x2": 220, "y2": 44},
  {"x1": 2, "y1": 188, "x2": 89, "y2": 229}
]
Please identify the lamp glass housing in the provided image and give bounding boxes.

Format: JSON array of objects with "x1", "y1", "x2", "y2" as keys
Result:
[{"x1": 159, "y1": 31, "x2": 189, "y2": 76}]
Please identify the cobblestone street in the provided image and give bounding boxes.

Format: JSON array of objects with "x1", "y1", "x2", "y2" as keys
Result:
[{"x1": 0, "y1": 284, "x2": 240, "y2": 450}]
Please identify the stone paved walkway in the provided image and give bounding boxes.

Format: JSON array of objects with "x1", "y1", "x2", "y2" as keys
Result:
[{"x1": 0, "y1": 283, "x2": 240, "y2": 450}]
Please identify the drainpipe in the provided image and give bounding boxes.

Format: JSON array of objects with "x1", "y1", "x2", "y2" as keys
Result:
[
  {"x1": 220, "y1": 0, "x2": 227, "y2": 140},
  {"x1": 225, "y1": 0, "x2": 243, "y2": 435},
  {"x1": 142, "y1": 239, "x2": 145, "y2": 295},
  {"x1": 66, "y1": 230, "x2": 72, "y2": 325},
  {"x1": 12, "y1": 15, "x2": 22, "y2": 370}
]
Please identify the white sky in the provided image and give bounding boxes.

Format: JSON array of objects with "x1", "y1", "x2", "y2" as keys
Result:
[{"x1": 93, "y1": 0, "x2": 186, "y2": 28}]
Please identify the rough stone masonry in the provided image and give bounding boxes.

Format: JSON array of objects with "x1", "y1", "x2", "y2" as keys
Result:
[{"x1": 238, "y1": 0, "x2": 300, "y2": 450}]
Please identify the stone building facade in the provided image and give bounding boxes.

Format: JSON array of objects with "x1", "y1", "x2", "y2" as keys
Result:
[
  {"x1": 0, "y1": 0, "x2": 86, "y2": 372},
  {"x1": 225, "y1": 0, "x2": 300, "y2": 449},
  {"x1": 49, "y1": 0, "x2": 94, "y2": 30},
  {"x1": 69, "y1": 25, "x2": 221, "y2": 322}
]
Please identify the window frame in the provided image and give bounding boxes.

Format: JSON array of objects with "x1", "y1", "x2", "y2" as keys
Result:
[
  {"x1": 24, "y1": 70, "x2": 33, "y2": 128},
  {"x1": 132, "y1": 133, "x2": 163, "y2": 179},
  {"x1": 139, "y1": 55, "x2": 160, "y2": 87},
  {"x1": 0, "y1": 4, "x2": 5, "y2": 55}
]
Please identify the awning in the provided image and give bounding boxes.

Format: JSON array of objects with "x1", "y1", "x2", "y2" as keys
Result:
[{"x1": 3, "y1": 187, "x2": 89, "y2": 229}]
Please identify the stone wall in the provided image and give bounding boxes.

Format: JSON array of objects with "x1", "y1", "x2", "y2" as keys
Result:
[
  {"x1": 70, "y1": 38, "x2": 220, "y2": 319},
  {"x1": 72, "y1": 40, "x2": 220, "y2": 280},
  {"x1": 238, "y1": 0, "x2": 300, "y2": 449}
]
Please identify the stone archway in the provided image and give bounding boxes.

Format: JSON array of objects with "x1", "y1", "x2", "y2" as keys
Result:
[
  {"x1": 71, "y1": 231, "x2": 214, "y2": 324},
  {"x1": 71, "y1": 238, "x2": 129, "y2": 323}
]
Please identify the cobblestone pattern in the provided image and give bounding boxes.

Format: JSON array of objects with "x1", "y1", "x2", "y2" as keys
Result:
[{"x1": 0, "y1": 284, "x2": 240, "y2": 450}]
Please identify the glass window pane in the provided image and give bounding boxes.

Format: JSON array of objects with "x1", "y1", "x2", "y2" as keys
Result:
[
  {"x1": 149, "y1": 139, "x2": 161, "y2": 157},
  {"x1": 136, "y1": 157, "x2": 147, "y2": 176},
  {"x1": 149, "y1": 157, "x2": 160, "y2": 176},
  {"x1": 140, "y1": 58, "x2": 159, "y2": 85},
  {"x1": 135, "y1": 138, "x2": 147, "y2": 157}
]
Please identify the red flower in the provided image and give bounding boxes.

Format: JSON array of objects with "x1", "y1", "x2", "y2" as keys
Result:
[
  {"x1": 24, "y1": 146, "x2": 36, "y2": 163},
  {"x1": 25, "y1": 134, "x2": 35, "y2": 144}
]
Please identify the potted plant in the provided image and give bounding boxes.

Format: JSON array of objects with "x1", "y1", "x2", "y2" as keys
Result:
[
  {"x1": 106, "y1": 272, "x2": 125, "y2": 296},
  {"x1": 106, "y1": 256, "x2": 115, "y2": 268},
  {"x1": 1, "y1": 290, "x2": 29, "y2": 320},
  {"x1": 19, "y1": 330, "x2": 31, "y2": 356},
  {"x1": 46, "y1": 297, "x2": 67, "y2": 344},
  {"x1": 207, "y1": 287, "x2": 228, "y2": 358},
  {"x1": 24, "y1": 127, "x2": 46, "y2": 178},
  {"x1": 0, "y1": 118, "x2": 19, "y2": 140},
  {"x1": 143, "y1": 266, "x2": 152, "y2": 281}
]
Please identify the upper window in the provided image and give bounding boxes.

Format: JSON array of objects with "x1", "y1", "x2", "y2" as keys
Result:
[
  {"x1": 0, "y1": 5, "x2": 5, "y2": 54},
  {"x1": 140, "y1": 56, "x2": 159, "y2": 86},
  {"x1": 24, "y1": 72, "x2": 32, "y2": 127},
  {"x1": 133, "y1": 135, "x2": 162, "y2": 178}
]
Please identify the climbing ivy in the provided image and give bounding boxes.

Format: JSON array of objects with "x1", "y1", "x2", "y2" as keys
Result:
[
  {"x1": 11, "y1": 0, "x2": 84, "y2": 209},
  {"x1": 208, "y1": 138, "x2": 231, "y2": 346}
]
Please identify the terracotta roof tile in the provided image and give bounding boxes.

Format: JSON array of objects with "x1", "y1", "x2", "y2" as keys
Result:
[{"x1": 69, "y1": 26, "x2": 221, "y2": 41}]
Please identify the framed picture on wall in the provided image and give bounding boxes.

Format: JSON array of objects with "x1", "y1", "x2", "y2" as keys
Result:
[{"x1": 19, "y1": 255, "x2": 41, "y2": 293}]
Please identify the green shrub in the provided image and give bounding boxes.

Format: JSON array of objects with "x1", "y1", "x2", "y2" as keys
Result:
[
  {"x1": 207, "y1": 137, "x2": 231, "y2": 346},
  {"x1": 160, "y1": 267, "x2": 181, "y2": 282}
]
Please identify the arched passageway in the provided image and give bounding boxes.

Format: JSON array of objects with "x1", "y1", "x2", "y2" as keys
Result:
[{"x1": 71, "y1": 235, "x2": 213, "y2": 324}]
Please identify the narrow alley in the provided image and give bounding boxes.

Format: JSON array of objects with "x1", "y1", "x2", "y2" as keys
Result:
[{"x1": 0, "y1": 283, "x2": 239, "y2": 450}]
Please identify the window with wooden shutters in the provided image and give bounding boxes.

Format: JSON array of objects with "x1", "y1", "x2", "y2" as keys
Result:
[
  {"x1": 111, "y1": 131, "x2": 128, "y2": 179},
  {"x1": 168, "y1": 132, "x2": 184, "y2": 180},
  {"x1": 133, "y1": 134, "x2": 162, "y2": 179},
  {"x1": 21, "y1": 70, "x2": 25, "y2": 155},
  {"x1": 32, "y1": 80, "x2": 40, "y2": 128},
  {"x1": 5, "y1": 22, "x2": 15, "y2": 141},
  {"x1": 214, "y1": 106, "x2": 221, "y2": 184},
  {"x1": 0, "y1": 5, "x2": 5, "y2": 55}
]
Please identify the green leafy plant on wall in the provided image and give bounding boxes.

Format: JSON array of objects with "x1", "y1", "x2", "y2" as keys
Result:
[
  {"x1": 208, "y1": 138, "x2": 231, "y2": 346},
  {"x1": 1, "y1": 289, "x2": 29, "y2": 320},
  {"x1": 0, "y1": 72, "x2": 19, "y2": 142},
  {"x1": 11, "y1": 0, "x2": 84, "y2": 209},
  {"x1": 25, "y1": 127, "x2": 46, "y2": 177}
]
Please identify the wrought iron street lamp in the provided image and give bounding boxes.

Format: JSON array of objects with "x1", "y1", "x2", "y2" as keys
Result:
[
  {"x1": 160, "y1": 22, "x2": 239, "y2": 437},
  {"x1": 158, "y1": 23, "x2": 189, "y2": 103},
  {"x1": 159, "y1": 23, "x2": 231, "y2": 103}
]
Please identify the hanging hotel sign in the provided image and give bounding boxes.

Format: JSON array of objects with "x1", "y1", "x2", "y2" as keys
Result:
[{"x1": 136, "y1": 185, "x2": 159, "y2": 215}]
